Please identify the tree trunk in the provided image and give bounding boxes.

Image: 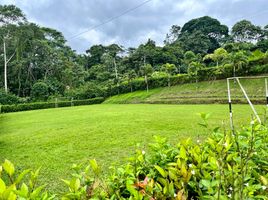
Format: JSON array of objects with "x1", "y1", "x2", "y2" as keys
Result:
[
  {"x1": 196, "y1": 70, "x2": 198, "y2": 92},
  {"x1": 113, "y1": 57, "x2": 118, "y2": 80},
  {"x1": 145, "y1": 75, "x2": 149, "y2": 92},
  {"x1": 233, "y1": 66, "x2": 236, "y2": 77},
  {"x1": 168, "y1": 74, "x2": 170, "y2": 88},
  {"x1": 113, "y1": 57, "x2": 119, "y2": 94},
  {"x1": 143, "y1": 55, "x2": 146, "y2": 66},
  {"x1": 17, "y1": 65, "x2": 21, "y2": 96},
  {"x1": 3, "y1": 39, "x2": 8, "y2": 93}
]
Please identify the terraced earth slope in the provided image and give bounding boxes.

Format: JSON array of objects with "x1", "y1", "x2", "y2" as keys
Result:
[{"x1": 104, "y1": 78, "x2": 268, "y2": 104}]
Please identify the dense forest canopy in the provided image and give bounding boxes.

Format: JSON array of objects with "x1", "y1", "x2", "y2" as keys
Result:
[{"x1": 0, "y1": 4, "x2": 268, "y2": 104}]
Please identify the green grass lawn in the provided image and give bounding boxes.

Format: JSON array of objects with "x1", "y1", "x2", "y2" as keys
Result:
[{"x1": 0, "y1": 104, "x2": 265, "y2": 193}]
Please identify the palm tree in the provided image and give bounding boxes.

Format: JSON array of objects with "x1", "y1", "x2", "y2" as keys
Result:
[
  {"x1": 228, "y1": 51, "x2": 249, "y2": 77},
  {"x1": 126, "y1": 70, "x2": 137, "y2": 92},
  {"x1": 161, "y1": 63, "x2": 177, "y2": 87},
  {"x1": 141, "y1": 64, "x2": 153, "y2": 92},
  {"x1": 188, "y1": 61, "x2": 204, "y2": 93},
  {"x1": 203, "y1": 48, "x2": 228, "y2": 67}
]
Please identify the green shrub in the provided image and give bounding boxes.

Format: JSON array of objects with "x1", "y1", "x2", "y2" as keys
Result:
[
  {"x1": 249, "y1": 64, "x2": 268, "y2": 74},
  {"x1": 0, "y1": 159, "x2": 54, "y2": 199},
  {"x1": 0, "y1": 97, "x2": 104, "y2": 113},
  {"x1": 31, "y1": 82, "x2": 49, "y2": 101},
  {"x1": 0, "y1": 89, "x2": 20, "y2": 105},
  {"x1": 59, "y1": 117, "x2": 268, "y2": 199},
  {"x1": 65, "y1": 82, "x2": 105, "y2": 100}
]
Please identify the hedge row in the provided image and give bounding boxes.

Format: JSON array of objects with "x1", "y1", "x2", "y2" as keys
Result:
[{"x1": 0, "y1": 97, "x2": 105, "y2": 113}]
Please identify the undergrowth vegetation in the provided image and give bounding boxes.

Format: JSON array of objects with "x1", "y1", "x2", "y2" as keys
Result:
[
  {"x1": 0, "y1": 97, "x2": 104, "y2": 113},
  {"x1": 1, "y1": 114, "x2": 268, "y2": 199}
]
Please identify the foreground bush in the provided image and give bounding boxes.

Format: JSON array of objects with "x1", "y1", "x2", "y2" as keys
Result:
[
  {"x1": 1, "y1": 118, "x2": 268, "y2": 199},
  {"x1": 0, "y1": 160, "x2": 54, "y2": 199},
  {"x1": 0, "y1": 97, "x2": 104, "y2": 113}
]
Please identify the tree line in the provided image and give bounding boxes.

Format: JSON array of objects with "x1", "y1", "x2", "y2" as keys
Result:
[{"x1": 0, "y1": 5, "x2": 268, "y2": 103}]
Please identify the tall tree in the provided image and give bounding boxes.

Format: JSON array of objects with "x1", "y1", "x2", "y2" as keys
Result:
[
  {"x1": 164, "y1": 25, "x2": 181, "y2": 45},
  {"x1": 125, "y1": 69, "x2": 136, "y2": 92},
  {"x1": 232, "y1": 20, "x2": 263, "y2": 43},
  {"x1": 106, "y1": 44, "x2": 123, "y2": 83},
  {"x1": 178, "y1": 16, "x2": 228, "y2": 54},
  {"x1": 0, "y1": 5, "x2": 26, "y2": 93},
  {"x1": 86, "y1": 44, "x2": 106, "y2": 68},
  {"x1": 178, "y1": 16, "x2": 229, "y2": 54},
  {"x1": 141, "y1": 63, "x2": 153, "y2": 92}
]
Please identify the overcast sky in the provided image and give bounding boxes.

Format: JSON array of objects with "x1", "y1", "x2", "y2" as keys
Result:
[{"x1": 1, "y1": 0, "x2": 268, "y2": 53}]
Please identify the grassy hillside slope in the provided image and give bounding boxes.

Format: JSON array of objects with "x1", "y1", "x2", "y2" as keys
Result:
[{"x1": 104, "y1": 78, "x2": 268, "y2": 104}]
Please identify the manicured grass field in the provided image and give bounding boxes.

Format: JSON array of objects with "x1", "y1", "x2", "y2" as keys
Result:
[{"x1": 0, "y1": 104, "x2": 265, "y2": 193}]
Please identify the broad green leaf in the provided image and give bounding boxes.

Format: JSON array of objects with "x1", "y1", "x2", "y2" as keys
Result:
[
  {"x1": 154, "y1": 165, "x2": 167, "y2": 178},
  {"x1": 15, "y1": 169, "x2": 30, "y2": 184},
  {"x1": 200, "y1": 179, "x2": 211, "y2": 188},
  {"x1": 169, "y1": 181, "x2": 174, "y2": 196},
  {"x1": 61, "y1": 179, "x2": 70, "y2": 186},
  {"x1": 158, "y1": 177, "x2": 168, "y2": 187},
  {"x1": 89, "y1": 159, "x2": 100, "y2": 175},
  {"x1": 168, "y1": 169, "x2": 177, "y2": 180},
  {"x1": 126, "y1": 179, "x2": 137, "y2": 196},
  {"x1": 70, "y1": 178, "x2": 80, "y2": 192},
  {"x1": 2, "y1": 184, "x2": 16, "y2": 200},
  {"x1": 30, "y1": 185, "x2": 45, "y2": 199},
  {"x1": 180, "y1": 146, "x2": 187, "y2": 159},
  {"x1": 0, "y1": 178, "x2": 6, "y2": 193},
  {"x1": 260, "y1": 176, "x2": 268, "y2": 185},
  {"x1": 163, "y1": 185, "x2": 168, "y2": 194},
  {"x1": 2, "y1": 160, "x2": 15, "y2": 177},
  {"x1": 31, "y1": 167, "x2": 41, "y2": 181},
  {"x1": 20, "y1": 183, "x2": 29, "y2": 197}
]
